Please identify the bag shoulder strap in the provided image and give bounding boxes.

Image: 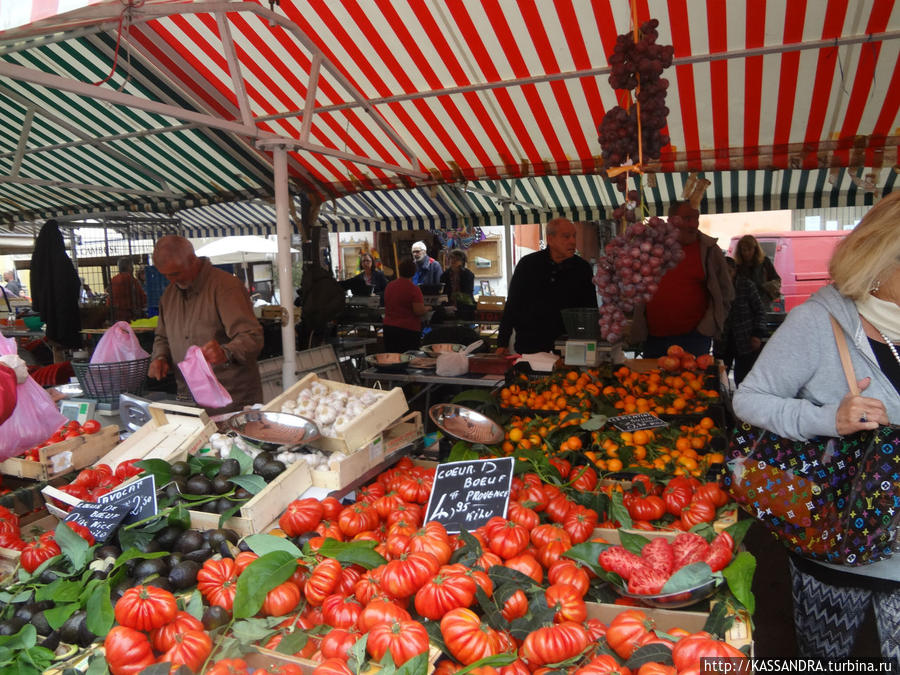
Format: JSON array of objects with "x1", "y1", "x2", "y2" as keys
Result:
[{"x1": 829, "y1": 314, "x2": 859, "y2": 396}]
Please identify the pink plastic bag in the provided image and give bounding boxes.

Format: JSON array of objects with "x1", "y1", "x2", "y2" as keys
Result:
[
  {"x1": 0, "y1": 335, "x2": 68, "y2": 459},
  {"x1": 177, "y1": 345, "x2": 233, "y2": 409},
  {"x1": 90, "y1": 321, "x2": 149, "y2": 364}
]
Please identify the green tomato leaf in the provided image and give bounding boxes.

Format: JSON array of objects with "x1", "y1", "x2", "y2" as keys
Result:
[
  {"x1": 449, "y1": 530, "x2": 484, "y2": 567},
  {"x1": 580, "y1": 414, "x2": 609, "y2": 431},
  {"x1": 167, "y1": 503, "x2": 191, "y2": 530},
  {"x1": 185, "y1": 590, "x2": 204, "y2": 620},
  {"x1": 189, "y1": 454, "x2": 223, "y2": 479},
  {"x1": 231, "y1": 617, "x2": 280, "y2": 643},
  {"x1": 563, "y1": 541, "x2": 608, "y2": 575},
  {"x1": 618, "y1": 530, "x2": 651, "y2": 555},
  {"x1": 110, "y1": 548, "x2": 169, "y2": 573},
  {"x1": 275, "y1": 629, "x2": 309, "y2": 655},
  {"x1": 229, "y1": 474, "x2": 267, "y2": 495},
  {"x1": 54, "y1": 521, "x2": 91, "y2": 571},
  {"x1": 244, "y1": 533, "x2": 303, "y2": 558},
  {"x1": 394, "y1": 651, "x2": 430, "y2": 675},
  {"x1": 348, "y1": 633, "x2": 369, "y2": 675},
  {"x1": 454, "y1": 653, "x2": 517, "y2": 675},
  {"x1": 44, "y1": 603, "x2": 78, "y2": 631},
  {"x1": 447, "y1": 442, "x2": 479, "y2": 462},
  {"x1": 451, "y1": 388, "x2": 496, "y2": 405},
  {"x1": 86, "y1": 581, "x2": 114, "y2": 637},
  {"x1": 723, "y1": 550, "x2": 757, "y2": 615},
  {"x1": 217, "y1": 500, "x2": 248, "y2": 528},
  {"x1": 308, "y1": 538, "x2": 387, "y2": 570},
  {"x1": 233, "y1": 551, "x2": 297, "y2": 619},
  {"x1": 85, "y1": 652, "x2": 109, "y2": 675},
  {"x1": 228, "y1": 446, "x2": 254, "y2": 474},
  {"x1": 609, "y1": 491, "x2": 632, "y2": 529},
  {"x1": 139, "y1": 664, "x2": 176, "y2": 675},
  {"x1": 702, "y1": 600, "x2": 736, "y2": 640},
  {"x1": 35, "y1": 578, "x2": 78, "y2": 604},
  {"x1": 0, "y1": 624, "x2": 36, "y2": 651},
  {"x1": 624, "y1": 643, "x2": 674, "y2": 669},
  {"x1": 723, "y1": 518, "x2": 754, "y2": 549},
  {"x1": 660, "y1": 562, "x2": 716, "y2": 594},
  {"x1": 134, "y1": 459, "x2": 172, "y2": 487}
]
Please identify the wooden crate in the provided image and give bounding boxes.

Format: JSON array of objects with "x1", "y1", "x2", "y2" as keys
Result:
[
  {"x1": 249, "y1": 644, "x2": 442, "y2": 675},
  {"x1": 0, "y1": 512, "x2": 57, "y2": 563},
  {"x1": 187, "y1": 460, "x2": 313, "y2": 537},
  {"x1": 310, "y1": 412, "x2": 423, "y2": 491},
  {"x1": 98, "y1": 402, "x2": 215, "y2": 470},
  {"x1": 0, "y1": 425, "x2": 119, "y2": 481},
  {"x1": 264, "y1": 372, "x2": 408, "y2": 453},
  {"x1": 585, "y1": 602, "x2": 752, "y2": 651}
]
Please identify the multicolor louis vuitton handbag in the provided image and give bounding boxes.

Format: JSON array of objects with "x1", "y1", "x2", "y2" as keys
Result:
[{"x1": 723, "y1": 316, "x2": 900, "y2": 566}]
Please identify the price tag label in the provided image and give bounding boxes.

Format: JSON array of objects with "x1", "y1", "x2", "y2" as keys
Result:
[
  {"x1": 64, "y1": 500, "x2": 132, "y2": 544},
  {"x1": 94, "y1": 474, "x2": 158, "y2": 525},
  {"x1": 608, "y1": 413, "x2": 669, "y2": 432},
  {"x1": 423, "y1": 457, "x2": 514, "y2": 534}
]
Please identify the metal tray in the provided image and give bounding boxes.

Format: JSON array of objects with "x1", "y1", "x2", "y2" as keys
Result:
[
  {"x1": 365, "y1": 352, "x2": 412, "y2": 373},
  {"x1": 616, "y1": 578, "x2": 720, "y2": 609},
  {"x1": 429, "y1": 403, "x2": 504, "y2": 445},
  {"x1": 228, "y1": 410, "x2": 320, "y2": 449}
]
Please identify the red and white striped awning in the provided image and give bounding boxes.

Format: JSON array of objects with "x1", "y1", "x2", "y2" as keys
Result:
[{"x1": 0, "y1": 0, "x2": 895, "y2": 225}]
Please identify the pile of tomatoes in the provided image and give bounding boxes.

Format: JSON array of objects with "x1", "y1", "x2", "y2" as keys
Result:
[
  {"x1": 620, "y1": 475, "x2": 730, "y2": 531},
  {"x1": 49, "y1": 460, "x2": 144, "y2": 508},
  {"x1": 19, "y1": 419, "x2": 102, "y2": 461}
]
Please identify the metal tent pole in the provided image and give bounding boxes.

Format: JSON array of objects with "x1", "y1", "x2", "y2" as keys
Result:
[{"x1": 272, "y1": 145, "x2": 297, "y2": 389}]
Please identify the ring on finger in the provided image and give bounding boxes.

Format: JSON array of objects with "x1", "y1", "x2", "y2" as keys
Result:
[{"x1": 860, "y1": 412, "x2": 868, "y2": 423}]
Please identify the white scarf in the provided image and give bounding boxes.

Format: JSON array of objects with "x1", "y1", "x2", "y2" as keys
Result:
[{"x1": 855, "y1": 292, "x2": 900, "y2": 342}]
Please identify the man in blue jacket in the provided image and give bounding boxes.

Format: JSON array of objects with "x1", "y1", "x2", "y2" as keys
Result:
[{"x1": 411, "y1": 241, "x2": 442, "y2": 287}]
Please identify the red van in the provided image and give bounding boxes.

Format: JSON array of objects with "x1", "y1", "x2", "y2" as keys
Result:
[{"x1": 727, "y1": 231, "x2": 850, "y2": 312}]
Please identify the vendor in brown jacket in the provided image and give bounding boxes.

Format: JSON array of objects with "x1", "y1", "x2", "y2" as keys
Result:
[{"x1": 148, "y1": 235, "x2": 264, "y2": 414}]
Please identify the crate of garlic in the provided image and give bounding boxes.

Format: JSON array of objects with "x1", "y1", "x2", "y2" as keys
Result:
[{"x1": 262, "y1": 372, "x2": 408, "y2": 454}]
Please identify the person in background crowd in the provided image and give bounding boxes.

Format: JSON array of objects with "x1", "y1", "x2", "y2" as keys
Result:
[
  {"x1": 107, "y1": 258, "x2": 147, "y2": 322},
  {"x1": 3, "y1": 271, "x2": 28, "y2": 300},
  {"x1": 714, "y1": 257, "x2": 768, "y2": 385},
  {"x1": 734, "y1": 233, "x2": 781, "y2": 309},
  {"x1": 440, "y1": 249, "x2": 476, "y2": 318},
  {"x1": 31, "y1": 220, "x2": 81, "y2": 349},
  {"x1": 148, "y1": 235, "x2": 263, "y2": 414},
  {"x1": 383, "y1": 256, "x2": 430, "y2": 353},
  {"x1": 353, "y1": 252, "x2": 388, "y2": 301},
  {"x1": 631, "y1": 201, "x2": 733, "y2": 357},
  {"x1": 497, "y1": 218, "x2": 597, "y2": 354},
  {"x1": 733, "y1": 191, "x2": 900, "y2": 664},
  {"x1": 79, "y1": 279, "x2": 95, "y2": 303},
  {"x1": 411, "y1": 241, "x2": 442, "y2": 287}
]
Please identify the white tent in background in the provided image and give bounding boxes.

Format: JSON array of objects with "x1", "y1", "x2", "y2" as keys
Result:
[{"x1": 194, "y1": 236, "x2": 298, "y2": 265}]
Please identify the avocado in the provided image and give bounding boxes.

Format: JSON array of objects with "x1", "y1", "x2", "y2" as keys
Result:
[
  {"x1": 183, "y1": 546, "x2": 212, "y2": 564},
  {"x1": 185, "y1": 474, "x2": 213, "y2": 496},
  {"x1": 252, "y1": 451, "x2": 274, "y2": 473},
  {"x1": 145, "y1": 577, "x2": 173, "y2": 593},
  {"x1": 218, "y1": 458, "x2": 241, "y2": 479},
  {"x1": 132, "y1": 557, "x2": 169, "y2": 581},
  {"x1": 175, "y1": 529, "x2": 204, "y2": 554},
  {"x1": 0, "y1": 617, "x2": 26, "y2": 636},
  {"x1": 153, "y1": 525, "x2": 185, "y2": 550},
  {"x1": 31, "y1": 610, "x2": 52, "y2": 636},
  {"x1": 258, "y1": 460, "x2": 286, "y2": 482},
  {"x1": 170, "y1": 460, "x2": 191, "y2": 478},
  {"x1": 212, "y1": 476, "x2": 233, "y2": 494},
  {"x1": 201, "y1": 605, "x2": 231, "y2": 630},
  {"x1": 168, "y1": 560, "x2": 201, "y2": 590},
  {"x1": 38, "y1": 630, "x2": 60, "y2": 651}
]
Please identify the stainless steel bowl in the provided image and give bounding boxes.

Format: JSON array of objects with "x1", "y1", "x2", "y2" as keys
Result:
[
  {"x1": 421, "y1": 343, "x2": 465, "y2": 356},
  {"x1": 617, "y1": 577, "x2": 720, "y2": 609},
  {"x1": 429, "y1": 403, "x2": 504, "y2": 445},
  {"x1": 228, "y1": 410, "x2": 320, "y2": 449},
  {"x1": 365, "y1": 352, "x2": 413, "y2": 373}
]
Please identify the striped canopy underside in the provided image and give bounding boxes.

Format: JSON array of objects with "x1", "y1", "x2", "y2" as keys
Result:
[{"x1": 0, "y1": 0, "x2": 895, "y2": 233}]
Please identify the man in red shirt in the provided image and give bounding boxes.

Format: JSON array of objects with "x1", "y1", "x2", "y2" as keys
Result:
[
  {"x1": 631, "y1": 202, "x2": 733, "y2": 357},
  {"x1": 107, "y1": 258, "x2": 147, "y2": 322}
]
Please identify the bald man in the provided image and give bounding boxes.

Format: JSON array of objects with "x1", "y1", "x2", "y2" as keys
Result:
[
  {"x1": 497, "y1": 218, "x2": 598, "y2": 354},
  {"x1": 148, "y1": 235, "x2": 264, "y2": 414}
]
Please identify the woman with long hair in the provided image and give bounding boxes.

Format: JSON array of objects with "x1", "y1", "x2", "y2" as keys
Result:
[{"x1": 734, "y1": 234, "x2": 781, "y2": 308}]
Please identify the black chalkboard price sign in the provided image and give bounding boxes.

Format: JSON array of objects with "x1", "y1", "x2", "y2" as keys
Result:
[
  {"x1": 64, "y1": 500, "x2": 133, "y2": 544},
  {"x1": 608, "y1": 413, "x2": 669, "y2": 432},
  {"x1": 95, "y1": 474, "x2": 158, "y2": 525},
  {"x1": 61, "y1": 475, "x2": 158, "y2": 543},
  {"x1": 424, "y1": 457, "x2": 515, "y2": 534}
]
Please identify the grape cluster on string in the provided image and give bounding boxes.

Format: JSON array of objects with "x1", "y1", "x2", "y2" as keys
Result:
[
  {"x1": 597, "y1": 19, "x2": 674, "y2": 193},
  {"x1": 594, "y1": 212, "x2": 684, "y2": 344}
]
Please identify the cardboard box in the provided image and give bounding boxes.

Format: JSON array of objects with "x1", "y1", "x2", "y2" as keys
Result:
[
  {"x1": 0, "y1": 425, "x2": 119, "y2": 481},
  {"x1": 98, "y1": 403, "x2": 215, "y2": 470},
  {"x1": 187, "y1": 460, "x2": 313, "y2": 536},
  {"x1": 264, "y1": 373, "x2": 408, "y2": 454}
]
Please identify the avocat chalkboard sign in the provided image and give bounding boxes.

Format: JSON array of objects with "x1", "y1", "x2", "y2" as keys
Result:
[
  {"x1": 95, "y1": 474, "x2": 158, "y2": 525},
  {"x1": 423, "y1": 457, "x2": 514, "y2": 534},
  {"x1": 608, "y1": 413, "x2": 669, "y2": 432},
  {"x1": 64, "y1": 500, "x2": 132, "y2": 544}
]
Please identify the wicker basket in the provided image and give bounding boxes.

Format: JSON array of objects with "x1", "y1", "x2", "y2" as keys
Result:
[
  {"x1": 561, "y1": 307, "x2": 600, "y2": 340},
  {"x1": 72, "y1": 357, "x2": 151, "y2": 406}
]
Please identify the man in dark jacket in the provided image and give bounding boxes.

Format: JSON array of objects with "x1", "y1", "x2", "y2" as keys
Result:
[
  {"x1": 31, "y1": 220, "x2": 82, "y2": 348},
  {"x1": 411, "y1": 241, "x2": 442, "y2": 287},
  {"x1": 497, "y1": 218, "x2": 597, "y2": 354}
]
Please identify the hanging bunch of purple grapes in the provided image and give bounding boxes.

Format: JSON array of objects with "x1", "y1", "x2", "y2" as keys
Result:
[
  {"x1": 594, "y1": 213, "x2": 683, "y2": 344},
  {"x1": 597, "y1": 19, "x2": 674, "y2": 194}
]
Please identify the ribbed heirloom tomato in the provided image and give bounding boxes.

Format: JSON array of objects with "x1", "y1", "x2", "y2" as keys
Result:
[
  {"x1": 519, "y1": 621, "x2": 591, "y2": 667},
  {"x1": 357, "y1": 598, "x2": 412, "y2": 632},
  {"x1": 114, "y1": 585, "x2": 177, "y2": 632},
  {"x1": 380, "y1": 551, "x2": 440, "y2": 598},
  {"x1": 483, "y1": 517, "x2": 529, "y2": 559},
  {"x1": 671, "y1": 631, "x2": 746, "y2": 670},
  {"x1": 197, "y1": 558, "x2": 239, "y2": 611},
  {"x1": 20, "y1": 537, "x2": 61, "y2": 573},
  {"x1": 545, "y1": 583, "x2": 587, "y2": 623},
  {"x1": 104, "y1": 626, "x2": 155, "y2": 675},
  {"x1": 606, "y1": 609, "x2": 653, "y2": 660},
  {"x1": 414, "y1": 572, "x2": 477, "y2": 619},
  {"x1": 261, "y1": 581, "x2": 301, "y2": 616},
  {"x1": 279, "y1": 498, "x2": 325, "y2": 536},
  {"x1": 322, "y1": 593, "x2": 363, "y2": 628},
  {"x1": 320, "y1": 627, "x2": 360, "y2": 660},
  {"x1": 440, "y1": 607, "x2": 505, "y2": 665},
  {"x1": 159, "y1": 629, "x2": 213, "y2": 673},
  {"x1": 305, "y1": 558, "x2": 343, "y2": 606},
  {"x1": 149, "y1": 610, "x2": 204, "y2": 652},
  {"x1": 366, "y1": 619, "x2": 429, "y2": 666}
]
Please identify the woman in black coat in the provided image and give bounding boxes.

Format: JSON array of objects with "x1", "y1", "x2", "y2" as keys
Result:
[{"x1": 440, "y1": 249, "x2": 476, "y2": 319}]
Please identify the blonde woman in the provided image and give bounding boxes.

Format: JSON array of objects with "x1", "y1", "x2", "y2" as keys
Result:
[{"x1": 733, "y1": 190, "x2": 900, "y2": 662}]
